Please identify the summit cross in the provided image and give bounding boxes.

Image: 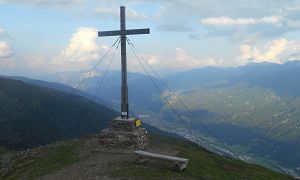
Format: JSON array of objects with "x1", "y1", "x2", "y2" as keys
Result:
[{"x1": 98, "y1": 6, "x2": 150, "y2": 119}]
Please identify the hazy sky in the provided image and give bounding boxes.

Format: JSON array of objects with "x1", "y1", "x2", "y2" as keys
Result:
[{"x1": 1, "y1": 0, "x2": 300, "y2": 78}]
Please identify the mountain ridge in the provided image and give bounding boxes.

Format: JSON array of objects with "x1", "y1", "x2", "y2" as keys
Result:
[{"x1": 0, "y1": 77, "x2": 118, "y2": 151}]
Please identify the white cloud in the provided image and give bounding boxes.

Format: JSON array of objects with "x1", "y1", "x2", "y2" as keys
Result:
[
  {"x1": 201, "y1": 17, "x2": 256, "y2": 26},
  {"x1": 81, "y1": 70, "x2": 101, "y2": 79},
  {"x1": 286, "y1": 2, "x2": 300, "y2": 11},
  {"x1": 0, "y1": 0, "x2": 83, "y2": 7},
  {"x1": 173, "y1": 48, "x2": 223, "y2": 68},
  {"x1": 238, "y1": 38, "x2": 300, "y2": 64},
  {"x1": 287, "y1": 20, "x2": 300, "y2": 28},
  {"x1": 138, "y1": 48, "x2": 224, "y2": 70},
  {"x1": 95, "y1": 7, "x2": 148, "y2": 21},
  {"x1": 0, "y1": 28, "x2": 4, "y2": 35},
  {"x1": 151, "y1": 0, "x2": 292, "y2": 33},
  {"x1": 261, "y1": 16, "x2": 282, "y2": 24},
  {"x1": 0, "y1": 27, "x2": 14, "y2": 40},
  {"x1": 0, "y1": 27, "x2": 9, "y2": 39},
  {"x1": 201, "y1": 15, "x2": 282, "y2": 27},
  {"x1": 27, "y1": 54, "x2": 46, "y2": 68},
  {"x1": 0, "y1": 41, "x2": 12, "y2": 58},
  {"x1": 130, "y1": 38, "x2": 300, "y2": 70},
  {"x1": 147, "y1": 55, "x2": 158, "y2": 65},
  {"x1": 0, "y1": 41, "x2": 15, "y2": 68},
  {"x1": 52, "y1": 27, "x2": 101, "y2": 71}
]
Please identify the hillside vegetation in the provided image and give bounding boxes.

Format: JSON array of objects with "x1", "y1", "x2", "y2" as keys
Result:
[{"x1": 0, "y1": 77, "x2": 117, "y2": 152}]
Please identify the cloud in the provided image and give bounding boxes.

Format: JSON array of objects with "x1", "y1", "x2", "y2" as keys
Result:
[
  {"x1": 238, "y1": 38, "x2": 300, "y2": 64},
  {"x1": 0, "y1": 0, "x2": 83, "y2": 7},
  {"x1": 151, "y1": 0, "x2": 291, "y2": 32},
  {"x1": 154, "y1": 4, "x2": 194, "y2": 32},
  {"x1": 139, "y1": 48, "x2": 224, "y2": 70},
  {"x1": 0, "y1": 27, "x2": 11, "y2": 39},
  {"x1": 0, "y1": 28, "x2": 4, "y2": 35},
  {"x1": 172, "y1": 48, "x2": 223, "y2": 68},
  {"x1": 0, "y1": 41, "x2": 15, "y2": 68},
  {"x1": 129, "y1": 37, "x2": 300, "y2": 70},
  {"x1": 0, "y1": 41, "x2": 13, "y2": 58},
  {"x1": 285, "y1": 1, "x2": 300, "y2": 11},
  {"x1": 262, "y1": 16, "x2": 283, "y2": 24},
  {"x1": 201, "y1": 17, "x2": 256, "y2": 26},
  {"x1": 201, "y1": 15, "x2": 282, "y2": 27},
  {"x1": 27, "y1": 54, "x2": 46, "y2": 68},
  {"x1": 189, "y1": 33, "x2": 202, "y2": 40},
  {"x1": 95, "y1": 7, "x2": 148, "y2": 21},
  {"x1": 287, "y1": 20, "x2": 300, "y2": 28},
  {"x1": 156, "y1": 24, "x2": 193, "y2": 32},
  {"x1": 150, "y1": 0, "x2": 300, "y2": 39},
  {"x1": 81, "y1": 70, "x2": 101, "y2": 79},
  {"x1": 52, "y1": 27, "x2": 101, "y2": 71},
  {"x1": 200, "y1": 15, "x2": 299, "y2": 40}
]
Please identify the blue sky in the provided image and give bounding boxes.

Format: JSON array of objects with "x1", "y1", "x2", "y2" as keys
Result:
[{"x1": 1, "y1": 0, "x2": 300, "y2": 78}]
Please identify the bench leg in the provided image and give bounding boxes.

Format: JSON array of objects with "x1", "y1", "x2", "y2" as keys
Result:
[
  {"x1": 173, "y1": 162, "x2": 187, "y2": 171},
  {"x1": 136, "y1": 156, "x2": 148, "y2": 164}
]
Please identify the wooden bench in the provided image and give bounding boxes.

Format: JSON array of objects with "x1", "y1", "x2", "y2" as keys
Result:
[{"x1": 134, "y1": 150, "x2": 189, "y2": 171}]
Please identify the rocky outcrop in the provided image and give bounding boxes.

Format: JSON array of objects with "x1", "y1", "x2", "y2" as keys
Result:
[{"x1": 99, "y1": 117, "x2": 148, "y2": 149}]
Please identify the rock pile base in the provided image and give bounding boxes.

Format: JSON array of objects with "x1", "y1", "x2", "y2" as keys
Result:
[{"x1": 99, "y1": 117, "x2": 148, "y2": 150}]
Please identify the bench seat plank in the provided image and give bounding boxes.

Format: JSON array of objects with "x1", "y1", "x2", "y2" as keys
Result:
[{"x1": 134, "y1": 150, "x2": 189, "y2": 163}]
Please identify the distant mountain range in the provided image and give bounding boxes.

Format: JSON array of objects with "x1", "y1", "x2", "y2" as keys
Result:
[
  {"x1": 43, "y1": 70, "x2": 165, "y2": 114},
  {"x1": 166, "y1": 60, "x2": 300, "y2": 96},
  {"x1": 2, "y1": 75, "x2": 113, "y2": 108}
]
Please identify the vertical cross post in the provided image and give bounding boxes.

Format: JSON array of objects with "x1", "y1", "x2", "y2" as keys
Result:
[
  {"x1": 98, "y1": 6, "x2": 150, "y2": 120},
  {"x1": 120, "y1": 6, "x2": 129, "y2": 119}
]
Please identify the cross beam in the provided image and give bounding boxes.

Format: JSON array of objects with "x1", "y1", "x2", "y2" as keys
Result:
[
  {"x1": 98, "y1": 29, "x2": 150, "y2": 37},
  {"x1": 98, "y1": 6, "x2": 150, "y2": 119}
]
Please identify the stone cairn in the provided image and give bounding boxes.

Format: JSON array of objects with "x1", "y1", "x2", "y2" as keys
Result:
[{"x1": 99, "y1": 117, "x2": 148, "y2": 150}]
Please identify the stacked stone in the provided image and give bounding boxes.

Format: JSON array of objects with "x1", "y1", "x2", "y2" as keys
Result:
[
  {"x1": 99, "y1": 117, "x2": 148, "y2": 150},
  {"x1": 110, "y1": 118, "x2": 137, "y2": 131}
]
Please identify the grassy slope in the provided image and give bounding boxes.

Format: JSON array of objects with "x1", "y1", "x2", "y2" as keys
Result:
[
  {"x1": 1, "y1": 133, "x2": 291, "y2": 180},
  {"x1": 112, "y1": 135, "x2": 291, "y2": 179},
  {"x1": 1, "y1": 139, "x2": 81, "y2": 179}
]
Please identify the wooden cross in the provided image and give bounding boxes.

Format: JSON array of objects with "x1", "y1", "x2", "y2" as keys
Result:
[{"x1": 98, "y1": 6, "x2": 150, "y2": 119}]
